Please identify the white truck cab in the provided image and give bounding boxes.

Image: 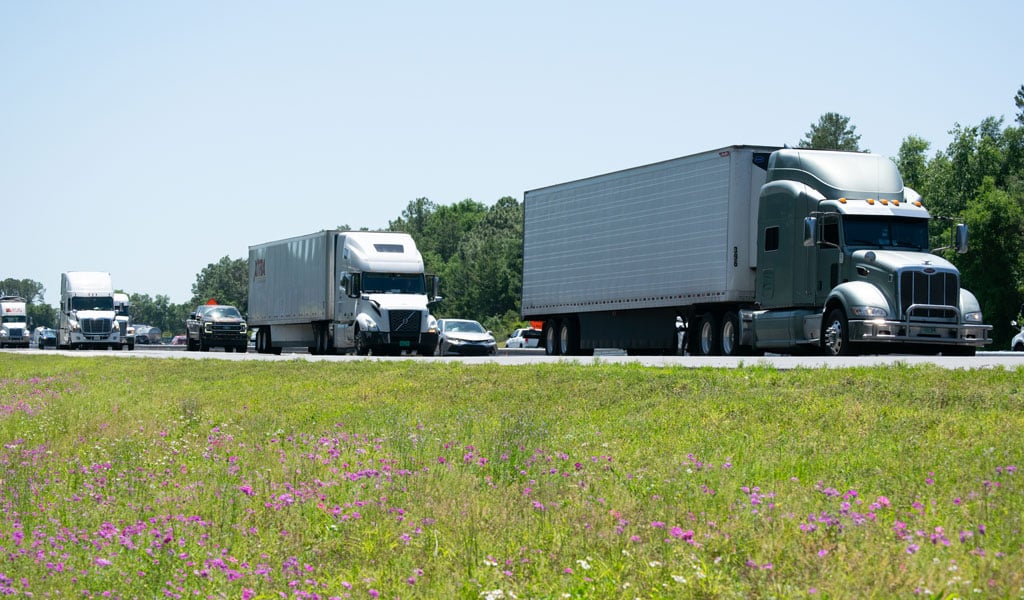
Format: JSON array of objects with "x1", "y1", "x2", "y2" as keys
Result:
[
  {"x1": 114, "y1": 292, "x2": 135, "y2": 350},
  {"x1": 58, "y1": 272, "x2": 121, "y2": 350},
  {"x1": 0, "y1": 296, "x2": 30, "y2": 348}
]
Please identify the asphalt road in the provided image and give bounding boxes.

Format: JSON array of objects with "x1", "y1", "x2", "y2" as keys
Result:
[{"x1": 9, "y1": 345, "x2": 1024, "y2": 370}]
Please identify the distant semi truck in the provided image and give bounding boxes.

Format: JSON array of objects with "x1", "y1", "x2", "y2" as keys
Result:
[
  {"x1": 0, "y1": 296, "x2": 30, "y2": 348},
  {"x1": 248, "y1": 230, "x2": 440, "y2": 355},
  {"x1": 113, "y1": 292, "x2": 135, "y2": 350},
  {"x1": 522, "y1": 145, "x2": 992, "y2": 356},
  {"x1": 57, "y1": 271, "x2": 121, "y2": 350}
]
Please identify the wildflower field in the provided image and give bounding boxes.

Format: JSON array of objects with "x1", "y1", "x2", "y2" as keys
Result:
[{"x1": 0, "y1": 355, "x2": 1022, "y2": 599}]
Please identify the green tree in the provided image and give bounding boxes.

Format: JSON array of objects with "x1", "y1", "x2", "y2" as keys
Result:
[
  {"x1": 956, "y1": 178, "x2": 1024, "y2": 347},
  {"x1": 798, "y1": 112, "x2": 862, "y2": 151},
  {"x1": 896, "y1": 135, "x2": 930, "y2": 190},
  {"x1": 1015, "y1": 84, "x2": 1024, "y2": 125},
  {"x1": 190, "y1": 256, "x2": 249, "y2": 314},
  {"x1": 0, "y1": 278, "x2": 45, "y2": 303}
]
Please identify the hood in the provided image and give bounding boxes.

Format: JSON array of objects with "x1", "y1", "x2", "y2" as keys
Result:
[
  {"x1": 365, "y1": 293, "x2": 430, "y2": 310},
  {"x1": 445, "y1": 331, "x2": 494, "y2": 342},
  {"x1": 74, "y1": 309, "x2": 116, "y2": 319},
  {"x1": 852, "y1": 250, "x2": 956, "y2": 272}
]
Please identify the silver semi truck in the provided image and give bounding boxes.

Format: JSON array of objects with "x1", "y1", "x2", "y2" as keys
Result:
[
  {"x1": 522, "y1": 145, "x2": 992, "y2": 356},
  {"x1": 248, "y1": 230, "x2": 440, "y2": 355}
]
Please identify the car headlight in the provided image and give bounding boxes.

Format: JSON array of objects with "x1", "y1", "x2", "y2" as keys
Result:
[
  {"x1": 963, "y1": 311, "x2": 983, "y2": 323},
  {"x1": 850, "y1": 306, "x2": 888, "y2": 318},
  {"x1": 447, "y1": 337, "x2": 465, "y2": 346}
]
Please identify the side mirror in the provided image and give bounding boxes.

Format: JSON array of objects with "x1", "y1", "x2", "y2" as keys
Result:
[
  {"x1": 349, "y1": 273, "x2": 361, "y2": 298},
  {"x1": 803, "y1": 217, "x2": 817, "y2": 247},
  {"x1": 954, "y1": 223, "x2": 968, "y2": 254}
]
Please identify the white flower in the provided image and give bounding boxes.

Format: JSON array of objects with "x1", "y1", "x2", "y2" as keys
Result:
[
  {"x1": 576, "y1": 558, "x2": 592, "y2": 570},
  {"x1": 649, "y1": 561, "x2": 663, "y2": 568}
]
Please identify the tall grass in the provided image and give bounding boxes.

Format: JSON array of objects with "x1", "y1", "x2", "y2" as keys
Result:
[{"x1": 0, "y1": 355, "x2": 1021, "y2": 598}]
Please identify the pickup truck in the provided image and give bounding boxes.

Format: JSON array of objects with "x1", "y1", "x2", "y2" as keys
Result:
[{"x1": 185, "y1": 304, "x2": 248, "y2": 352}]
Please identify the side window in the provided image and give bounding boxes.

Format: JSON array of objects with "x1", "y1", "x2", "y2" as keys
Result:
[
  {"x1": 764, "y1": 226, "x2": 780, "y2": 252},
  {"x1": 340, "y1": 273, "x2": 349, "y2": 295},
  {"x1": 823, "y1": 216, "x2": 840, "y2": 246}
]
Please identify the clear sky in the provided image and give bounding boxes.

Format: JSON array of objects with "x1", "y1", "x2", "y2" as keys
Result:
[{"x1": 2, "y1": 1, "x2": 1020, "y2": 307}]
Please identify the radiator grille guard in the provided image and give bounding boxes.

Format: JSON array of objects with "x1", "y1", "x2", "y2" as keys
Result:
[{"x1": 898, "y1": 269, "x2": 959, "y2": 321}]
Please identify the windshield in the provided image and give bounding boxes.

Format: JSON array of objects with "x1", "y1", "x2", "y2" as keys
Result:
[
  {"x1": 843, "y1": 216, "x2": 930, "y2": 251},
  {"x1": 71, "y1": 296, "x2": 114, "y2": 311},
  {"x1": 206, "y1": 306, "x2": 242, "y2": 319},
  {"x1": 2, "y1": 315, "x2": 26, "y2": 324},
  {"x1": 362, "y1": 273, "x2": 426, "y2": 294},
  {"x1": 444, "y1": 320, "x2": 485, "y2": 333}
]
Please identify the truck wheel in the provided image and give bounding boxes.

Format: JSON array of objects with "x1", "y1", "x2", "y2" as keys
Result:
[
  {"x1": 697, "y1": 313, "x2": 720, "y2": 356},
  {"x1": 544, "y1": 320, "x2": 561, "y2": 356},
  {"x1": 559, "y1": 319, "x2": 579, "y2": 356},
  {"x1": 720, "y1": 311, "x2": 740, "y2": 356},
  {"x1": 822, "y1": 308, "x2": 851, "y2": 356},
  {"x1": 200, "y1": 338, "x2": 209, "y2": 352},
  {"x1": 354, "y1": 327, "x2": 370, "y2": 356}
]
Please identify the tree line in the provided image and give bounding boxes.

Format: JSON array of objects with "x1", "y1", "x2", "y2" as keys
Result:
[{"x1": 5, "y1": 86, "x2": 1023, "y2": 345}]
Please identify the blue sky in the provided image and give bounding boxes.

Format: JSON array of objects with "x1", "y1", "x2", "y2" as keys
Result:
[{"x1": 2, "y1": 1, "x2": 1020, "y2": 306}]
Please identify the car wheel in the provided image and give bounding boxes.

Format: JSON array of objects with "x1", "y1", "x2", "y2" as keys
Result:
[{"x1": 1015, "y1": 342, "x2": 1024, "y2": 352}]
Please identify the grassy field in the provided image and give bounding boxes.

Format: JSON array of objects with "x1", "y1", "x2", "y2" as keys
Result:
[{"x1": 0, "y1": 355, "x2": 1022, "y2": 599}]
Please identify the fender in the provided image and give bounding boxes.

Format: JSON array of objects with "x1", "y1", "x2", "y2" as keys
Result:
[
  {"x1": 959, "y1": 289, "x2": 982, "y2": 318},
  {"x1": 824, "y1": 281, "x2": 891, "y2": 318}
]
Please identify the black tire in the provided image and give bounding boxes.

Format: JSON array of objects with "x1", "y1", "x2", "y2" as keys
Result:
[
  {"x1": 354, "y1": 327, "x2": 370, "y2": 356},
  {"x1": 544, "y1": 320, "x2": 561, "y2": 356},
  {"x1": 942, "y1": 346, "x2": 977, "y2": 357},
  {"x1": 697, "y1": 312, "x2": 719, "y2": 356},
  {"x1": 822, "y1": 308, "x2": 852, "y2": 356},
  {"x1": 1014, "y1": 342, "x2": 1024, "y2": 352},
  {"x1": 558, "y1": 319, "x2": 579, "y2": 356},
  {"x1": 720, "y1": 311, "x2": 740, "y2": 357},
  {"x1": 199, "y1": 337, "x2": 209, "y2": 352}
]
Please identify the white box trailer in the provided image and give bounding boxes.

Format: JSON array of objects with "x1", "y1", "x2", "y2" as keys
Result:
[
  {"x1": 248, "y1": 230, "x2": 440, "y2": 355},
  {"x1": 523, "y1": 145, "x2": 776, "y2": 353},
  {"x1": 523, "y1": 145, "x2": 990, "y2": 356}
]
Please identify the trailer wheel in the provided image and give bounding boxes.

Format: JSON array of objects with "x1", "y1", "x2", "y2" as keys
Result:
[
  {"x1": 720, "y1": 311, "x2": 740, "y2": 356},
  {"x1": 697, "y1": 312, "x2": 720, "y2": 356},
  {"x1": 822, "y1": 308, "x2": 851, "y2": 356},
  {"x1": 559, "y1": 319, "x2": 580, "y2": 356},
  {"x1": 544, "y1": 320, "x2": 561, "y2": 356}
]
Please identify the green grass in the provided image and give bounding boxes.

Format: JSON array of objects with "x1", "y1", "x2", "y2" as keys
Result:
[{"x1": 1, "y1": 355, "x2": 1022, "y2": 598}]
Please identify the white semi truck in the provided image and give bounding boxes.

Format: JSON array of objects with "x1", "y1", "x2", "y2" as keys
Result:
[
  {"x1": 113, "y1": 293, "x2": 135, "y2": 350},
  {"x1": 248, "y1": 230, "x2": 441, "y2": 355},
  {"x1": 0, "y1": 296, "x2": 30, "y2": 348},
  {"x1": 57, "y1": 271, "x2": 121, "y2": 350},
  {"x1": 522, "y1": 145, "x2": 992, "y2": 356}
]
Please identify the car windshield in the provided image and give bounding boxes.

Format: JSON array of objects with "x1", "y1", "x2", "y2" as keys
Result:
[
  {"x1": 445, "y1": 320, "x2": 485, "y2": 333},
  {"x1": 843, "y1": 216, "x2": 930, "y2": 251},
  {"x1": 361, "y1": 273, "x2": 425, "y2": 294},
  {"x1": 71, "y1": 297, "x2": 114, "y2": 311},
  {"x1": 2, "y1": 315, "x2": 25, "y2": 324},
  {"x1": 206, "y1": 307, "x2": 241, "y2": 319}
]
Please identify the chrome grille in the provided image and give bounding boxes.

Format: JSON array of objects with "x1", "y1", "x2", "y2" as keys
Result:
[
  {"x1": 899, "y1": 270, "x2": 959, "y2": 320},
  {"x1": 389, "y1": 310, "x2": 421, "y2": 334},
  {"x1": 81, "y1": 318, "x2": 113, "y2": 335}
]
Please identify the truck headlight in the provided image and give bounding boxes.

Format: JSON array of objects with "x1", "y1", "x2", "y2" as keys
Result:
[
  {"x1": 850, "y1": 306, "x2": 888, "y2": 318},
  {"x1": 240, "y1": 322, "x2": 247, "y2": 334},
  {"x1": 204, "y1": 323, "x2": 213, "y2": 334},
  {"x1": 963, "y1": 311, "x2": 983, "y2": 323}
]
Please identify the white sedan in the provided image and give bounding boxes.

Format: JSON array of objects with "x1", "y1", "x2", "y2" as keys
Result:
[
  {"x1": 436, "y1": 319, "x2": 497, "y2": 356},
  {"x1": 505, "y1": 328, "x2": 541, "y2": 349}
]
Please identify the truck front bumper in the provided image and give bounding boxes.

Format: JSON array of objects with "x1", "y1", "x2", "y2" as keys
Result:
[
  {"x1": 849, "y1": 319, "x2": 992, "y2": 347},
  {"x1": 364, "y1": 331, "x2": 439, "y2": 354}
]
